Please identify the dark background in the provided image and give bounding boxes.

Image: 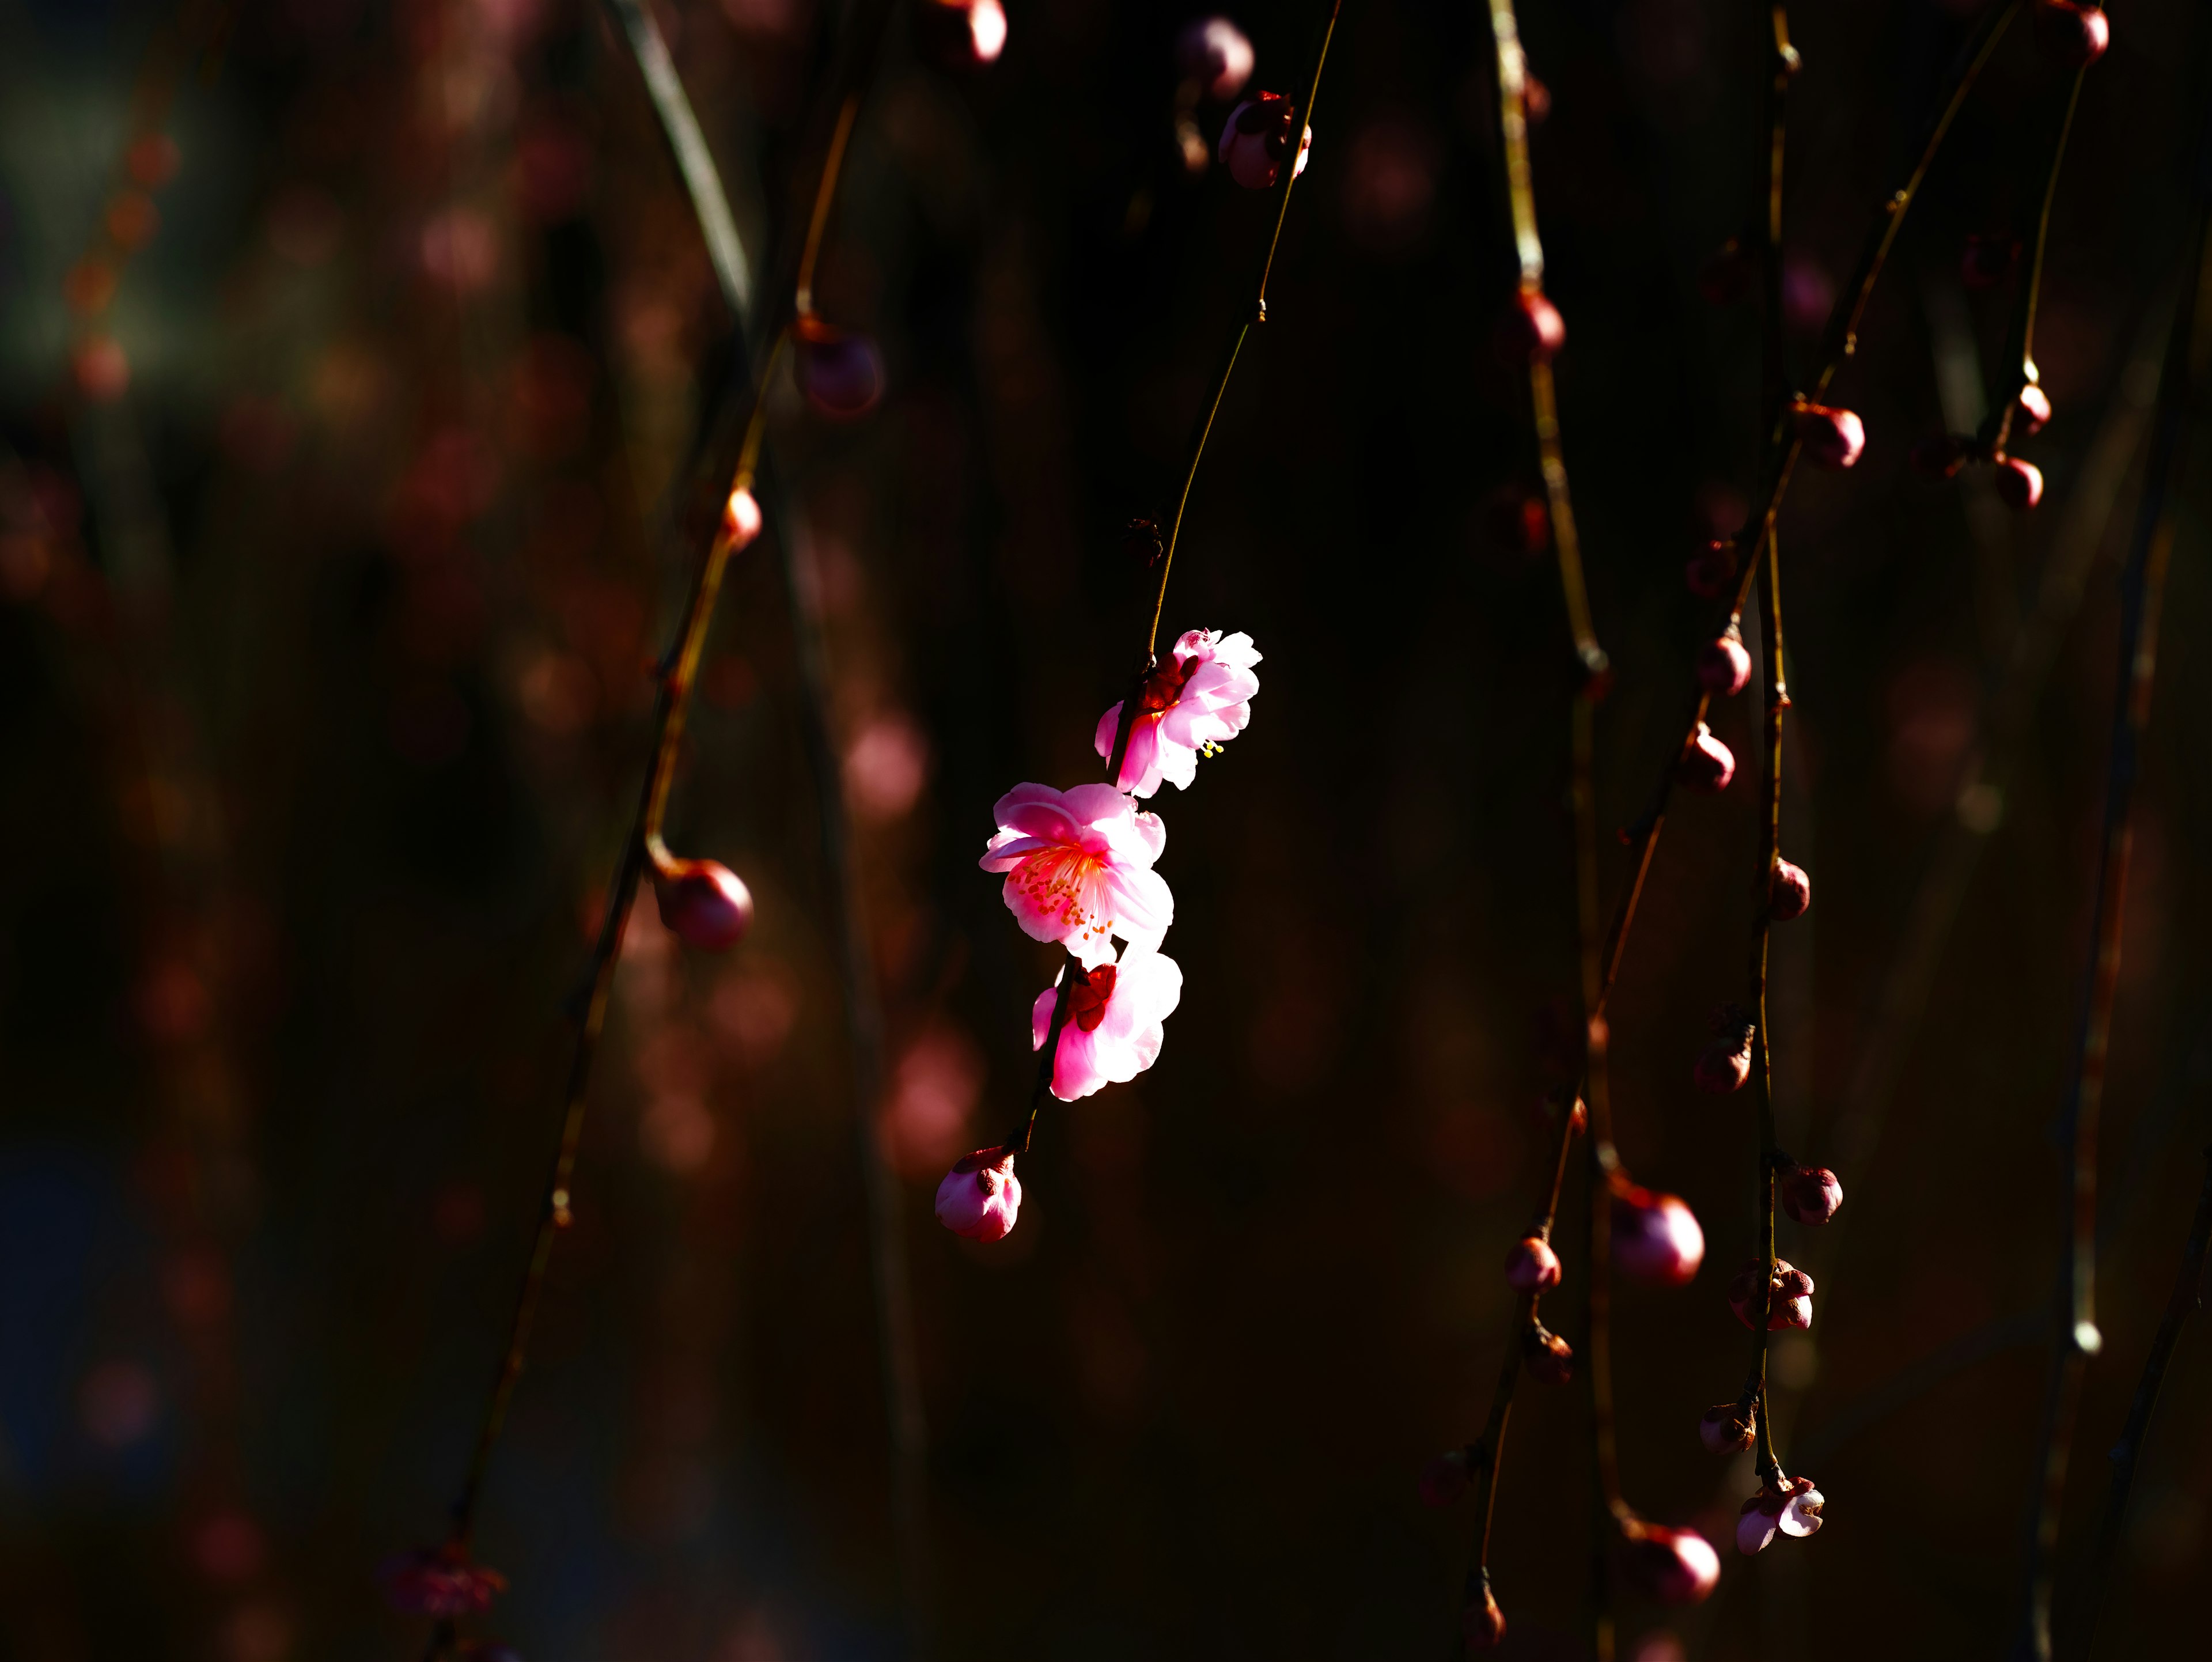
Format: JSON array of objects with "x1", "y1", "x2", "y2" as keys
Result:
[{"x1": 1, "y1": 0, "x2": 2208, "y2": 1658}]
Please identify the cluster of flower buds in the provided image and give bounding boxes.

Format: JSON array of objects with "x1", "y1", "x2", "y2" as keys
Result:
[
  {"x1": 1692, "y1": 1005, "x2": 1756, "y2": 1094},
  {"x1": 1911, "y1": 389, "x2": 2051, "y2": 510},
  {"x1": 1614, "y1": 1515, "x2": 1722, "y2": 1606},
  {"x1": 916, "y1": 0, "x2": 1008, "y2": 70},
  {"x1": 941, "y1": 631, "x2": 1262, "y2": 1239},
  {"x1": 1218, "y1": 90, "x2": 1313, "y2": 191},
  {"x1": 1726, "y1": 1257, "x2": 1815, "y2": 1331},
  {"x1": 1737, "y1": 1474, "x2": 1825, "y2": 1554}
]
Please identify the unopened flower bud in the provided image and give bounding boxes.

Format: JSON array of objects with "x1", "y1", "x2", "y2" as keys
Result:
[
  {"x1": 934, "y1": 1148, "x2": 1022, "y2": 1241},
  {"x1": 1737, "y1": 1475, "x2": 1825, "y2": 1554},
  {"x1": 2016, "y1": 383, "x2": 2052, "y2": 436},
  {"x1": 1463, "y1": 1574, "x2": 1508, "y2": 1649},
  {"x1": 1793, "y1": 401, "x2": 1865, "y2": 469},
  {"x1": 1685, "y1": 539, "x2": 1739, "y2": 599},
  {"x1": 1780, "y1": 1164, "x2": 1843, "y2": 1225},
  {"x1": 916, "y1": 0, "x2": 1007, "y2": 69},
  {"x1": 1615, "y1": 1517, "x2": 1722, "y2": 1606},
  {"x1": 1995, "y1": 455, "x2": 2044, "y2": 510},
  {"x1": 1524, "y1": 1322, "x2": 1574, "y2": 1386},
  {"x1": 1770, "y1": 858, "x2": 1811, "y2": 921},
  {"x1": 1504, "y1": 1234, "x2": 1562, "y2": 1292},
  {"x1": 723, "y1": 487, "x2": 762, "y2": 549},
  {"x1": 1699, "y1": 1402, "x2": 1756, "y2": 1455},
  {"x1": 1696, "y1": 625, "x2": 1752, "y2": 697},
  {"x1": 1176, "y1": 16, "x2": 1253, "y2": 101},
  {"x1": 1728, "y1": 1258, "x2": 1815, "y2": 1330},
  {"x1": 1677, "y1": 723, "x2": 1736, "y2": 793},
  {"x1": 1694, "y1": 1005, "x2": 1755, "y2": 1095},
  {"x1": 1494, "y1": 289, "x2": 1566, "y2": 365},
  {"x1": 793, "y1": 315, "x2": 885, "y2": 419},
  {"x1": 1218, "y1": 93, "x2": 1312, "y2": 191},
  {"x1": 1910, "y1": 434, "x2": 1971, "y2": 479},
  {"x1": 378, "y1": 1546, "x2": 509, "y2": 1619},
  {"x1": 1612, "y1": 1183, "x2": 1706, "y2": 1286},
  {"x1": 2034, "y1": 0, "x2": 2110, "y2": 67},
  {"x1": 1961, "y1": 233, "x2": 2020, "y2": 291},
  {"x1": 653, "y1": 860, "x2": 756, "y2": 951},
  {"x1": 1419, "y1": 1447, "x2": 1472, "y2": 1508},
  {"x1": 1698, "y1": 238, "x2": 1756, "y2": 306}
]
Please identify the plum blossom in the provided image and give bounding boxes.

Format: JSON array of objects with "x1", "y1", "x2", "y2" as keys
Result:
[
  {"x1": 1736, "y1": 1476, "x2": 1825, "y2": 1554},
  {"x1": 1093, "y1": 629, "x2": 1262, "y2": 797},
  {"x1": 1030, "y1": 947, "x2": 1184, "y2": 1100},
  {"x1": 934, "y1": 1148, "x2": 1022, "y2": 1241},
  {"x1": 980, "y1": 783, "x2": 1172, "y2": 968}
]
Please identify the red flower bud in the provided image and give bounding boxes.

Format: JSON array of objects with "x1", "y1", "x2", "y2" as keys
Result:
[
  {"x1": 1218, "y1": 93, "x2": 1311, "y2": 191},
  {"x1": 1961, "y1": 233, "x2": 2020, "y2": 291},
  {"x1": 1495, "y1": 289, "x2": 1566, "y2": 366},
  {"x1": 1612, "y1": 1183, "x2": 1705, "y2": 1286},
  {"x1": 1524, "y1": 1322, "x2": 1574, "y2": 1385},
  {"x1": 378, "y1": 1546, "x2": 508, "y2": 1619},
  {"x1": 916, "y1": 0, "x2": 1007, "y2": 69},
  {"x1": 1699, "y1": 1402, "x2": 1756, "y2": 1455},
  {"x1": 1728, "y1": 1258, "x2": 1815, "y2": 1330},
  {"x1": 653, "y1": 860, "x2": 756, "y2": 951},
  {"x1": 1694, "y1": 1005, "x2": 1755, "y2": 1094},
  {"x1": 1780, "y1": 1164, "x2": 1843, "y2": 1226},
  {"x1": 1419, "y1": 1447, "x2": 1472, "y2": 1508},
  {"x1": 1463, "y1": 1576, "x2": 1508, "y2": 1649},
  {"x1": 1793, "y1": 401, "x2": 1865, "y2": 469},
  {"x1": 1685, "y1": 538, "x2": 1740, "y2": 599},
  {"x1": 1504, "y1": 1235, "x2": 1562, "y2": 1292},
  {"x1": 1699, "y1": 238, "x2": 1757, "y2": 306},
  {"x1": 1696, "y1": 625, "x2": 1753, "y2": 697},
  {"x1": 1770, "y1": 858, "x2": 1811, "y2": 921},
  {"x1": 2034, "y1": 0, "x2": 2109, "y2": 68},
  {"x1": 723, "y1": 487, "x2": 762, "y2": 549},
  {"x1": 1677, "y1": 723, "x2": 1736, "y2": 793},
  {"x1": 2016, "y1": 383, "x2": 2052, "y2": 436},
  {"x1": 1910, "y1": 434, "x2": 1971, "y2": 479},
  {"x1": 1616, "y1": 1517, "x2": 1722, "y2": 1606},
  {"x1": 1995, "y1": 455, "x2": 2044, "y2": 510},
  {"x1": 793, "y1": 315, "x2": 885, "y2": 419}
]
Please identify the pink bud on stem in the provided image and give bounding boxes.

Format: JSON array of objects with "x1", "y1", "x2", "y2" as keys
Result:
[
  {"x1": 1699, "y1": 1402, "x2": 1756, "y2": 1455},
  {"x1": 723, "y1": 486, "x2": 763, "y2": 549},
  {"x1": 653, "y1": 860, "x2": 756, "y2": 951},
  {"x1": 1218, "y1": 93, "x2": 1312, "y2": 191},
  {"x1": 933, "y1": 1147, "x2": 1022, "y2": 1241},
  {"x1": 1503, "y1": 1233, "x2": 1562, "y2": 1292},
  {"x1": 1696, "y1": 624, "x2": 1753, "y2": 697},
  {"x1": 2034, "y1": 0, "x2": 2110, "y2": 68},
  {"x1": 1995, "y1": 455, "x2": 2044, "y2": 510},
  {"x1": 1612, "y1": 1182, "x2": 1706, "y2": 1286},
  {"x1": 1728, "y1": 1258, "x2": 1815, "y2": 1330},
  {"x1": 1792, "y1": 400, "x2": 1865, "y2": 469},
  {"x1": 1677, "y1": 723, "x2": 1736, "y2": 793},
  {"x1": 1523, "y1": 1322, "x2": 1574, "y2": 1385},
  {"x1": 1615, "y1": 1517, "x2": 1722, "y2": 1606},
  {"x1": 1494, "y1": 289, "x2": 1566, "y2": 365},
  {"x1": 1693, "y1": 1005, "x2": 1755, "y2": 1094},
  {"x1": 2016, "y1": 383, "x2": 2052, "y2": 435},
  {"x1": 1770, "y1": 858, "x2": 1811, "y2": 921},
  {"x1": 1779, "y1": 1164, "x2": 1843, "y2": 1225},
  {"x1": 1463, "y1": 1574, "x2": 1508, "y2": 1649}
]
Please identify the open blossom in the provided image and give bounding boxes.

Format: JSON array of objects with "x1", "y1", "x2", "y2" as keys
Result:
[
  {"x1": 1737, "y1": 1475, "x2": 1825, "y2": 1554},
  {"x1": 980, "y1": 783, "x2": 1172, "y2": 968},
  {"x1": 1031, "y1": 948, "x2": 1183, "y2": 1100},
  {"x1": 934, "y1": 1148, "x2": 1022, "y2": 1241},
  {"x1": 1093, "y1": 629, "x2": 1262, "y2": 797},
  {"x1": 378, "y1": 1546, "x2": 507, "y2": 1619},
  {"x1": 1728, "y1": 1258, "x2": 1814, "y2": 1330}
]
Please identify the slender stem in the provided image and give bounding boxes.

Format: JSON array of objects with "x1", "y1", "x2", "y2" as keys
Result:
[
  {"x1": 794, "y1": 96, "x2": 861, "y2": 318},
  {"x1": 2075, "y1": 1148, "x2": 2212, "y2": 1657},
  {"x1": 1983, "y1": 64, "x2": 2090, "y2": 453},
  {"x1": 1104, "y1": 0, "x2": 1343, "y2": 788},
  {"x1": 432, "y1": 0, "x2": 897, "y2": 1622},
  {"x1": 1001, "y1": 960, "x2": 1078, "y2": 1154},
  {"x1": 2014, "y1": 194, "x2": 2208, "y2": 1662},
  {"x1": 1744, "y1": 534, "x2": 1787, "y2": 1487}
]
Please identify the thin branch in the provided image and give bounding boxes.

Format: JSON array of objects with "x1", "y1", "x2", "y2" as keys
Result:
[
  {"x1": 2013, "y1": 185, "x2": 2210, "y2": 1662},
  {"x1": 2075, "y1": 1148, "x2": 2212, "y2": 1656}
]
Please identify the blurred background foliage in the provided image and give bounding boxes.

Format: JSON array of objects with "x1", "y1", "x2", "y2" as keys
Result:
[{"x1": 1, "y1": 0, "x2": 2209, "y2": 1657}]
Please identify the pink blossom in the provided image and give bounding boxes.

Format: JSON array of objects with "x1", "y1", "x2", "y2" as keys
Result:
[
  {"x1": 1029, "y1": 948, "x2": 1184, "y2": 1100},
  {"x1": 378, "y1": 1546, "x2": 507, "y2": 1619},
  {"x1": 1093, "y1": 630, "x2": 1263, "y2": 797},
  {"x1": 980, "y1": 783, "x2": 1172, "y2": 968},
  {"x1": 934, "y1": 1148, "x2": 1022, "y2": 1241},
  {"x1": 1736, "y1": 1476, "x2": 1825, "y2": 1554}
]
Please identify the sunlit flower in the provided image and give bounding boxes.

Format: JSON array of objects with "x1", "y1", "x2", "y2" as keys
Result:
[
  {"x1": 1030, "y1": 947, "x2": 1184, "y2": 1100},
  {"x1": 980, "y1": 783, "x2": 1172, "y2": 968},
  {"x1": 1092, "y1": 629, "x2": 1262, "y2": 797},
  {"x1": 1736, "y1": 1475, "x2": 1825, "y2": 1554}
]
